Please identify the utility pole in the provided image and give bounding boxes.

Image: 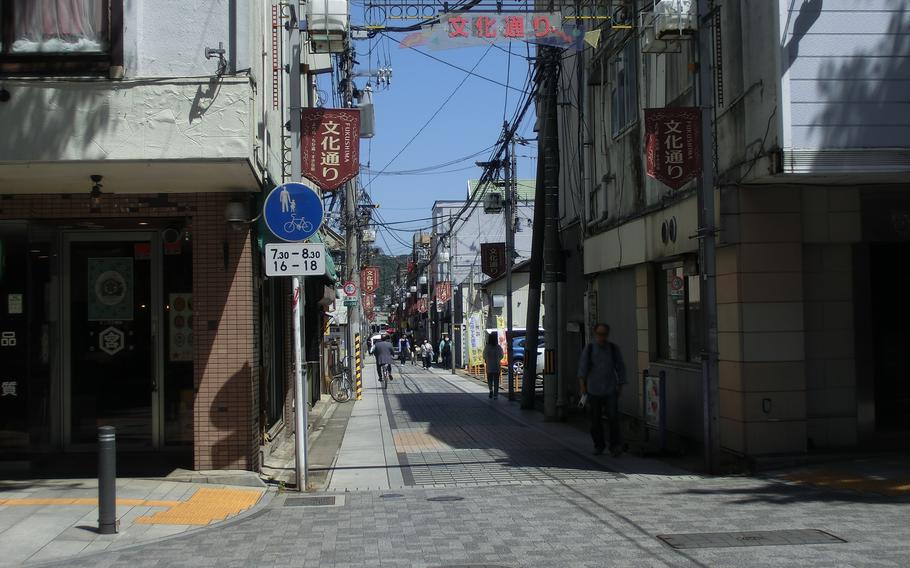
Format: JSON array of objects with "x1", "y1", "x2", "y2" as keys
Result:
[
  {"x1": 342, "y1": 42, "x2": 361, "y2": 390},
  {"x1": 448, "y1": 213, "x2": 456, "y2": 373},
  {"x1": 503, "y1": 121, "x2": 516, "y2": 401},
  {"x1": 287, "y1": 4, "x2": 308, "y2": 491},
  {"x1": 696, "y1": 0, "x2": 720, "y2": 473},
  {"x1": 541, "y1": 48, "x2": 563, "y2": 422}
]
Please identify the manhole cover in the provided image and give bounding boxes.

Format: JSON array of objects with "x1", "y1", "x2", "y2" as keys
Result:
[
  {"x1": 657, "y1": 529, "x2": 846, "y2": 549},
  {"x1": 380, "y1": 493, "x2": 404, "y2": 499},
  {"x1": 284, "y1": 496, "x2": 339, "y2": 507},
  {"x1": 427, "y1": 495, "x2": 464, "y2": 502}
]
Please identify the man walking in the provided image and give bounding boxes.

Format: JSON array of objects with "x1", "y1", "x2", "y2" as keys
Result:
[
  {"x1": 370, "y1": 333, "x2": 395, "y2": 382},
  {"x1": 577, "y1": 323, "x2": 626, "y2": 457}
]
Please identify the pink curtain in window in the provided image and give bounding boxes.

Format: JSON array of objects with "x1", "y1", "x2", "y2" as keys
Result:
[{"x1": 13, "y1": 0, "x2": 104, "y2": 52}]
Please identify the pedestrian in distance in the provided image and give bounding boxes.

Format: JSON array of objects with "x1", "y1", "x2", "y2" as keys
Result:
[
  {"x1": 409, "y1": 335, "x2": 419, "y2": 366},
  {"x1": 441, "y1": 335, "x2": 452, "y2": 370},
  {"x1": 577, "y1": 323, "x2": 627, "y2": 457},
  {"x1": 398, "y1": 335, "x2": 411, "y2": 364},
  {"x1": 370, "y1": 333, "x2": 395, "y2": 383},
  {"x1": 484, "y1": 332, "x2": 504, "y2": 399},
  {"x1": 422, "y1": 340, "x2": 434, "y2": 369}
]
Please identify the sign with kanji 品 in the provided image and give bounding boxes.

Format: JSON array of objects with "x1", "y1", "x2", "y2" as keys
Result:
[
  {"x1": 480, "y1": 243, "x2": 507, "y2": 279},
  {"x1": 301, "y1": 108, "x2": 360, "y2": 192},
  {"x1": 417, "y1": 298, "x2": 428, "y2": 314},
  {"x1": 436, "y1": 281, "x2": 452, "y2": 303},
  {"x1": 644, "y1": 107, "x2": 702, "y2": 190},
  {"x1": 361, "y1": 266, "x2": 380, "y2": 294}
]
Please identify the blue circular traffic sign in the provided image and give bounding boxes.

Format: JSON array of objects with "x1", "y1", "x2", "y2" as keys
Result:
[{"x1": 263, "y1": 183, "x2": 324, "y2": 242}]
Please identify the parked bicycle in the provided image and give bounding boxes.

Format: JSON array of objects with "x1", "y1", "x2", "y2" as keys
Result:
[
  {"x1": 283, "y1": 215, "x2": 314, "y2": 234},
  {"x1": 329, "y1": 358, "x2": 354, "y2": 403}
]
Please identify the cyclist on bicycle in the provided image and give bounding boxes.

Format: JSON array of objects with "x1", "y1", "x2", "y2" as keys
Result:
[{"x1": 369, "y1": 333, "x2": 395, "y2": 383}]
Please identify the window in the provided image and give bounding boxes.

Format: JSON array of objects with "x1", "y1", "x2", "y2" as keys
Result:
[
  {"x1": 609, "y1": 39, "x2": 639, "y2": 137},
  {"x1": 656, "y1": 261, "x2": 703, "y2": 362},
  {"x1": 0, "y1": 0, "x2": 121, "y2": 75}
]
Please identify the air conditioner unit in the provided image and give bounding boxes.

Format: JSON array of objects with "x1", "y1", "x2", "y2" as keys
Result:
[
  {"x1": 640, "y1": 23, "x2": 682, "y2": 54},
  {"x1": 654, "y1": 0, "x2": 696, "y2": 38},
  {"x1": 306, "y1": 0, "x2": 348, "y2": 54},
  {"x1": 484, "y1": 192, "x2": 504, "y2": 214}
]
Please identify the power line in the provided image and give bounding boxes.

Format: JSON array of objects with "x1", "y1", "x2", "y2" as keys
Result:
[
  {"x1": 381, "y1": 33, "x2": 527, "y2": 93},
  {"x1": 363, "y1": 44, "x2": 494, "y2": 190}
]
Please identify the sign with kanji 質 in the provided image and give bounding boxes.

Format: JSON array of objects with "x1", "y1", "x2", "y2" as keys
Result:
[
  {"x1": 301, "y1": 108, "x2": 360, "y2": 192},
  {"x1": 361, "y1": 266, "x2": 380, "y2": 294},
  {"x1": 644, "y1": 107, "x2": 702, "y2": 190},
  {"x1": 480, "y1": 243, "x2": 507, "y2": 279},
  {"x1": 436, "y1": 281, "x2": 452, "y2": 303}
]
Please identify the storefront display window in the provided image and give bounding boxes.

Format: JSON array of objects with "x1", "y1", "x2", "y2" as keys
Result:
[{"x1": 656, "y1": 261, "x2": 703, "y2": 363}]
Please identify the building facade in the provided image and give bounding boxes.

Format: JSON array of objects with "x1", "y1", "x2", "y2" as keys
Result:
[
  {"x1": 547, "y1": 0, "x2": 910, "y2": 458},
  {"x1": 0, "y1": 1, "x2": 334, "y2": 473}
]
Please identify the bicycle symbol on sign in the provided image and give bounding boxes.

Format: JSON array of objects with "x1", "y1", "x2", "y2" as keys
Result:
[{"x1": 284, "y1": 215, "x2": 314, "y2": 234}]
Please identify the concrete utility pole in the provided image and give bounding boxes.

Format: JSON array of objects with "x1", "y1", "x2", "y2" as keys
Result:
[
  {"x1": 287, "y1": 4, "x2": 309, "y2": 491},
  {"x1": 541, "y1": 48, "x2": 563, "y2": 422},
  {"x1": 449, "y1": 214, "x2": 456, "y2": 373},
  {"x1": 696, "y1": 0, "x2": 720, "y2": 473},
  {"x1": 503, "y1": 121, "x2": 516, "y2": 401},
  {"x1": 342, "y1": 43, "x2": 361, "y2": 386},
  {"x1": 522, "y1": 49, "x2": 555, "y2": 410}
]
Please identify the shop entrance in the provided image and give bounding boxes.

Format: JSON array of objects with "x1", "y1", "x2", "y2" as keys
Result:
[
  {"x1": 868, "y1": 243, "x2": 910, "y2": 432},
  {"x1": 63, "y1": 231, "x2": 194, "y2": 450}
]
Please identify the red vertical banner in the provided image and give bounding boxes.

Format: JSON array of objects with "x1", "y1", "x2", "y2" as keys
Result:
[
  {"x1": 644, "y1": 107, "x2": 702, "y2": 190},
  {"x1": 417, "y1": 298, "x2": 428, "y2": 314},
  {"x1": 301, "y1": 108, "x2": 360, "y2": 192},
  {"x1": 361, "y1": 266, "x2": 380, "y2": 294},
  {"x1": 436, "y1": 281, "x2": 452, "y2": 303},
  {"x1": 363, "y1": 294, "x2": 375, "y2": 311},
  {"x1": 480, "y1": 243, "x2": 506, "y2": 279}
]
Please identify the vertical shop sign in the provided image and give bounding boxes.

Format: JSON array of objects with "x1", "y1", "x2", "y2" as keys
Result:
[
  {"x1": 87, "y1": 258, "x2": 133, "y2": 321},
  {"x1": 644, "y1": 107, "x2": 702, "y2": 190},
  {"x1": 436, "y1": 281, "x2": 452, "y2": 303},
  {"x1": 480, "y1": 243, "x2": 507, "y2": 279},
  {"x1": 301, "y1": 108, "x2": 360, "y2": 192},
  {"x1": 361, "y1": 266, "x2": 380, "y2": 294}
]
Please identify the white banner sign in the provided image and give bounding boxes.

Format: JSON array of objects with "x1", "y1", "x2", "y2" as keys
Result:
[{"x1": 264, "y1": 243, "x2": 327, "y2": 277}]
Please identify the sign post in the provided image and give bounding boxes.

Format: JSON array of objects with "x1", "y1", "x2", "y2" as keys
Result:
[{"x1": 263, "y1": 179, "x2": 325, "y2": 492}]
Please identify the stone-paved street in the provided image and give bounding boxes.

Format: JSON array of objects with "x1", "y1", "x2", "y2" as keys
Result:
[{"x1": 35, "y1": 366, "x2": 910, "y2": 567}]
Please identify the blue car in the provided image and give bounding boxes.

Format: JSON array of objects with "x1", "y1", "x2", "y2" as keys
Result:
[{"x1": 510, "y1": 334, "x2": 545, "y2": 378}]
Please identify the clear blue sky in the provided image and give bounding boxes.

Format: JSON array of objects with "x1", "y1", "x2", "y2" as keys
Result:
[{"x1": 318, "y1": 14, "x2": 539, "y2": 255}]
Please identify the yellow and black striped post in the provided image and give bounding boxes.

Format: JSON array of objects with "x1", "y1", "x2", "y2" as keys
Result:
[{"x1": 354, "y1": 333, "x2": 363, "y2": 400}]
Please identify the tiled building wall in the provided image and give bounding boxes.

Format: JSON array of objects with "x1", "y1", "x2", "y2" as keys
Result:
[{"x1": 0, "y1": 192, "x2": 260, "y2": 471}]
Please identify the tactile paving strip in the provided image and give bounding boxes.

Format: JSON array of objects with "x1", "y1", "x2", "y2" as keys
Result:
[{"x1": 135, "y1": 487, "x2": 263, "y2": 525}]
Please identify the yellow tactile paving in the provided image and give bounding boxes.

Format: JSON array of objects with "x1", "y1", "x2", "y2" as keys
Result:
[
  {"x1": 784, "y1": 471, "x2": 910, "y2": 497},
  {"x1": 135, "y1": 487, "x2": 264, "y2": 526}
]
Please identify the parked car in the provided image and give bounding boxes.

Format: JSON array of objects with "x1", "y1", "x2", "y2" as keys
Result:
[{"x1": 510, "y1": 335, "x2": 545, "y2": 378}]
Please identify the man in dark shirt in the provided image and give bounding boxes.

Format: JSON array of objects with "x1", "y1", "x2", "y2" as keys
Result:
[
  {"x1": 370, "y1": 334, "x2": 395, "y2": 382},
  {"x1": 577, "y1": 323, "x2": 626, "y2": 456}
]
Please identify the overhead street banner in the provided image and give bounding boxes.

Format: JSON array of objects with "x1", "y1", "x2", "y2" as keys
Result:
[
  {"x1": 417, "y1": 298, "x2": 428, "y2": 314},
  {"x1": 480, "y1": 243, "x2": 506, "y2": 279},
  {"x1": 401, "y1": 12, "x2": 584, "y2": 51},
  {"x1": 301, "y1": 108, "x2": 360, "y2": 192},
  {"x1": 644, "y1": 107, "x2": 702, "y2": 190}
]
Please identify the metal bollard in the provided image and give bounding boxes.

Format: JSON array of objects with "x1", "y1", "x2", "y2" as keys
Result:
[{"x1": 97, "y1": 426, "x2": 118, "y2": 534}]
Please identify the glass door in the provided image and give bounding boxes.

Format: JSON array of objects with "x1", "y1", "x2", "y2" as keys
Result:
[{"x1": 64, "y1": 233, "x2": 161, "y2": 448}]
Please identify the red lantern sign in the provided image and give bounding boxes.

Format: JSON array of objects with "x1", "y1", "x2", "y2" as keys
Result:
[
  {"x1": 436, "y1": 281, "x2": 452, "y2": 303},
  {"x1": 361, "y1": 266, "x2": 380, "y2": 294},
  {"x1": 417, "y1": 298, "x2": 428, "y2": 314},
  {"x1": 301, "y1": 108, "x2": 360, "y2": 192},
  {"x1": 480, "y1": 243, "x2": 507, "y2": 279},
  {"x1": 644, "y1": 107, "x2": 702, "y2": 190}
]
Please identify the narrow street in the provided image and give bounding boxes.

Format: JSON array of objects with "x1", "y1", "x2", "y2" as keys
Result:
[{"x1": 40, "y1": 366, "x2": 910, "y2": 568}]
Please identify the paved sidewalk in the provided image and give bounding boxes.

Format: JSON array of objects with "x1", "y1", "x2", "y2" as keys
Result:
[{"x1": 0, "y1": 477, "x2": 268, "y2": 566}]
